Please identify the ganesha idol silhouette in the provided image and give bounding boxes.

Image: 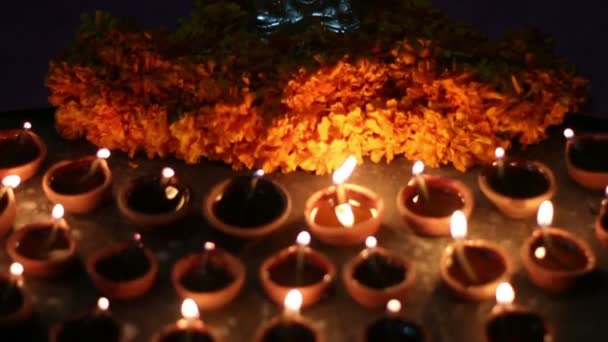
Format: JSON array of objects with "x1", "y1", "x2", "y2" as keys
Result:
[{"x1": 255, "y1": 0, "x2": 360, "y2": 34}]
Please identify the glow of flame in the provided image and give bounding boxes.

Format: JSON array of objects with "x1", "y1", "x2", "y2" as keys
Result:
[
  {"x1": 537, "y1": 200, "x2": 553, "y2": 228},
  {"x1": 181, "y1": 298, "x2": 200, "y2": 320},
  {"x1": 605, "y1": 185, "x2": 608, "y2": 198},
  {"x1": 496, "y1": 282, "x2": 515, "y2": 305},
  {"x1": 450, "y1": 210, "x2": 467, "y2": 240},
  {"x1": 254, "y1": 169, "x2": 265, "y2": 177},
  {"x1": 96, "y1": 148, "x2": 111, "y2": 160},
  {"x1": 133, "y1": 233, "x2": 142, "y2": 242},
  {"x1": 204, "y1": 241, "x2": 216, "y2": 251},
  {"x1": 495, "y1": 147, "x2": 505, "y2": 160},
  {"x1": 534, "y1": 246, "x2": 547, "y2": 259},
  {"x1": 335, "y1": 203, "x2": 355, "y2": 228},
  {"x1": 412, "y1": 161, "x2": 425, "y2": 176},
  {"x1": 563, "y1": 128, "x2": 575, "y2": 140},
  {"x1": 332, "y1": 156, "x2": 357, "y2": 185},
  {"x1": 9, "y1": 262, "x2": 23, "y2": 277},
  {"x1": 162, "y1": 167, "x2": 175, "y2": 179},
  {"x1": 2, "y1": 175, "x2": 21, "y2": 189},
  {"x1": 365, "y1": 236, "x2": 377, "y2": 249},
  {"x1": 386, "y1": 299, "x2": 401, "y2": 314},
  {"x1": 296, "y1": 231, "x2": 311, "y2": 247},
  {"x1": 23, "y1": 122, "x2": 32, "y2": 130},
  {"x1": 97, "y1": 297, "x2": 110, "y2": 312},
  {"x1": 52, "y1": 204, "x2": 65, "y2": 220},
  {"x1": 284, "y1": 289, "x2": 303, "y2": 314},
  {"x1": 165, "y1": 186, "x2": 179, "y2": 200}
]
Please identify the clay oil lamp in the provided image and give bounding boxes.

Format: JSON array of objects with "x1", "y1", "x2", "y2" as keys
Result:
[
  {"x1": 595, "y1": 186, "x2": 608, "y2": 246},
  {"x1": 86, "y1": 233, "x2": 159, "y2": 300},
  {"x1": 151, "y1": 298, "x2": 218, "y2": 342},
  {"x1": 0, "y1": 263, "x2": 33, "y2": 326},
  {"x1": 305, "y1": 156, "x2": 384, "y2": 245},
  {"x1": 118, "y1": 167, "x2": 190, "y2": 228},
  {"x1": 0, "y1": 122, "x2": 47, "y2": 182},
  {"x1": 172, "y1": 241, "x2": 245, "y2": 310},
  {"x1": 260, "y1": 231, "x2": 335, "y2": 308},
  {"x1": 43, "y1": 148, "x2": 112, "y2": 214},
  {"x1": 362, "y1": 299, "x2": 429, "y2": 342},
  {"x1": 0, "y1": 175, "x2": 20, "y2": 238},
  {"x1": 343, "y1": 236, "x2": 416, "y2": 309},
  {"x1": 396, "y1": 161, "x2": 474, "y2": 237},
  {"x1": 479, "y1": 147, "x2": 556, "y2": 219},
  {"x1": 6, "y1": 204, "x2": 78, "y2": 278},
  {"x1": 521, "y1": 200, "x2": 596, "y2": 293},
  {"x1": 564, "y1": 128, "x2": 608, "y2": 190},
  {"x1": 50, "y1": 297, "x2": 125, "y2": 342},
  {"x1": 484, "y1": 282, "x2": 553, "y2": 342},
  {"x1": 440, "y1": 211, "x2": 511, "y2": 301},
  {"x1": 204, "y1": 169, "x2": 291, "y2": 239},
  {"x1": 255, "y1": 289, "x2": 323, "y2": 342}
]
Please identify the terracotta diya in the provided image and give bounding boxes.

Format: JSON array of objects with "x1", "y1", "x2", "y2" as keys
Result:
[
  {"x1": 396, "y1": 161, "x2": 474, "y2": 236},
  {"x1": 150, "y1": 299, "x2": 218, "y2": 342},
  {"x1": 343, "y1": 236, "x2": 416, "y2": 309},
  {"x1": 260, "y1": 231, "x2": 335, "y2": 308},
  {"x1": 0, "y1": 175, "x2": 20, "y2": 238},
  {"x1": 86, "y1": 233, "x2": 159, "y2": 300},
  {"x1": 595, "y1": 187, "x2": 608, "y2": 246},
  {"x1": 0, "y1": 122, "x2": 47, "y2": 182},
  {"x1": 564, "y1": 128, "x2": 608, "y2": 191},
  {"x1": 6, "y1": 204, "x2": 78, "y2": 278},
  {"x1": 172, "y1": 241, "x2": 245, "y2": 310},
  {"x1": 484, "y1": 282, "x2": 553, "y2": 342},
  {"x1": 204, "y1": 169, "x2": 291, "y2": 239},
  {"x1": 43, "y1": 148, "x2": 112, "y2": 214},
  {"x1": 361, "y1": 299, "x2": 429, "y2": 342},
  {"x1": 49, "y1": 297, "x2": 125, "y2": 342},
  {"x1": 117, "y1": 167, "x2": 190, "y2": 228},
  {"x1": 304, "y1": 156, "x2": 384, "y2": 245},
  {"x1": 478, "y1": 148, "x2": 556, "y2": 219},
  {"x1": 0, "y1": 263, "x2": 33, "y2": 327},
  {"x1": 254, "y1": 289, "x2": 323, "y2": 342},
  {"x1": 440, "y1": 211, "x2": 511, "y2": 301},
  {"x1": 521, "y1": 200, "x2": 596, "y2": 293}
]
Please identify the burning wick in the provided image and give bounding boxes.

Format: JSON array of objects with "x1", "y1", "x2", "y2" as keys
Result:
[
  {"x1": 535, "y1": 200, "x2": 572, "y2": 269},
  {"x1": 495, "y1": 147, "x2": 505, "y2": 179},
  {"x1": 495, "y1": 282, "x2": 515, "y2": 308},
  {"x1": 133, "y1": 233, "x2": 143, "y2": 248},
  {"x1": 563, "y1": 128, "x2": 575, "y2": 140},
  {"x1": 44, "y1": 204, "x2": 65, "y2": 251},
  {"x1": 88, "y1": 148, "x2": 110, "y2": 178},
  {"x1": 161, "y1": 167, "x2": 180, "y2": 200},
  {"x1": 295, "y1": 231, "x2": 311, "y2": 285},
  {"x1": 412, "y1": 161, "x2": 428, "y2": 201},
  {"x1": 161, "y1": 167, "x2": 175, "y2": 186},
  {"x1": 0, "y1": 174, "x2": 21, "y2": 199},
  {"x1": 450, "y1": 210, "x2": 478, "y2": 284},
  {"x1": 365, "y1": 236, "x2": 377, "y2": 255},
  {"x1": 386, "y1": 299, "x2": 401, "y2": 316},
  {"x1": 96, "y1": 297, "x2": 110, "y2": 314},
  {"x1": 2, "y1": 262, "x2": 24, "y2": 302},
  {"x1": 201, "y1": 241, "x2": 216, "y2": 273},
  {"x1": 18, "y1": 121, "x2": 32, "y2": 144},
  {"x1": 250, "y1": 169, "x2": 265, "y2": 195},
  {"x1": 602, "y1": 185, "x2": 608, "y2": 207},
  {"x1": 179, "y1": 298, "x2": 200, "y2": 328},
  {"x1": 332, "y1": 156, "x2": 357, "y2": 227},
  {"x1": 283, "y1": 289, "x2": 303, "y2": 317}
]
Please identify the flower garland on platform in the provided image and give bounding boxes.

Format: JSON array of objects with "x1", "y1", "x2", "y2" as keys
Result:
[{"x1": 47, "y1": 1, "x2": 588, "y2": 174}]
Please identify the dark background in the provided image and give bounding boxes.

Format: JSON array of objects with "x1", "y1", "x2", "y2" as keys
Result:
[{"x1": 0, "y1": 1, "x2": 606, "y2": 115}]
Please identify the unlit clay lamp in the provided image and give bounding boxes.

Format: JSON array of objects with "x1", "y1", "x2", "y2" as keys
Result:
[
  {"x1": 118, "y1": 167, "x2": 190, "y2": 228},
  {"x1": 479, "y1": 147, "x2": 556, "y2": 219},
  {"x1": 484, "y1": 282, "x2": 553, "y2": 342},
  {"x1": 396, "y1": 161, "x2": 474, "y2": 236},
  {"x1": 521, "y1": 200, "x2": 596, "y2": 293},
  {"x1": 7, "y1": 204, "x2": 77, "y2": 278},
  {"x1": 151, "y1": 299, "x2": 218, "y2": 342},
  {"x1": 595, "y1": 187, "x2": 608, "y2": 246},
  {"x1": 305, "y1": 156, "x2": 384, "y2": 245},
  {"x1": 86, "y1": 233, "x2": 159, "y2": 300},
  {"x1": 204, "y1": 169, "x2": 291, "y2": 239},
  {"x1": 50, "y1": 297, "x2": 125, "y2": 342},
  {"x1": 43, "y1": 148, "x2": 112, "y2": 214},
  {"x1": 361, "y1": 299, "x2": 429, "y2": 342},
  {"x1": 172, "y1": 241, "x2": 245, "y2": 311},
  {"x1": 0, "y1": 175, "x2": 20, "y2": 238},
  {"x1": 255, "y1": 289, "x2": 323, "y2": 342},
  {"x1": 0, "y1": 122, "x2": 47, "y2": 182},
  {"x1": 260, "y1": 231, "x2": 335, "y2": 308},
  {"x1": 343, "y1": 236, "x2": 416, "y2": 309},
  {"x1": 439, "y1": 211, "x2": 511, "y2": 301},
  {"x1": 0, "y1": 263, "x2": 33, "y2": 326},
  {"x1": 564, "y1": 128, "x2": 608, "y2": 191}
]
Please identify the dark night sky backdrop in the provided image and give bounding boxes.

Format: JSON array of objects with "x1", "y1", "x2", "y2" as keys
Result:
[{"x1": 1, "y1": 1, "x2": 606, "y2": 115}]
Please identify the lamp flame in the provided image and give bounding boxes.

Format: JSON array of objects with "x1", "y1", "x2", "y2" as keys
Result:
[
  {"x1": 284, "y1": 289, "x2": 303, "y2": 315},
  {"x1": 97, "y1": 297, "x2": 110, "y2": 312},
  {"x1": 605, "y1": 185, "x2": 608, "y2": 198},
  {"x1": 181, "y1": 298, "x2": 200, "y2": 320},
  {"x1": 537, "y1": 200, "x2": 553, "y2": 228},
  {"x1": 296, "y1": 231, "x2": 311, "y2": 247},
  {"x1": 23, "y1": 122, "x2": 32, "y2": 130},
  {"x1": 534, "y1": 246, "x2": 547, "y2": 259},
  {"x1": 9, "y1": 262, "x2": 23, "y2": 277},
  {"x1": 2, "y1": 175, "x2": 20, "y2": 189},
  {"x1": 365, "y1": 236, "x2": 377, "y2": 249},
  {"x1": 96, "y1": 148, "x2": 111, "y2": 160},
  {"x1": 495, "y1": 147, "x2": 505, "y2": 160},
  {"x1": 253, "y1": 169, "x2": 265, "y2": 177},
  {"x1": 335, "y1": 203, "x2": 355, "y2": 228},
  {"x1": 563, "y1": 128, "x2": 575, "y2": 140},
  {"x1": 162, "y1": 167, "x2": 175, "y2": 179},
  {"x1": 332, "y1": 156, "x2": 357, "y2": 185},
  {"x1": 204, "y1": 241, "x2": 216, "y2": 251},
  {"x1": 412, "y1": 161, "x2": 425, "y2": 176},
  {"x1": 386, "y1": 299, "x2": 401, "y2": 314},
  {"x1": 496, "y1": 282, "x2": 515, "y2": 306},
  {"x1": 52, "y1": 204, "x2": 64, "y2": 220},
  {"x1": 450, "y1": 210, "x2": 467, "y2": 240}
]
